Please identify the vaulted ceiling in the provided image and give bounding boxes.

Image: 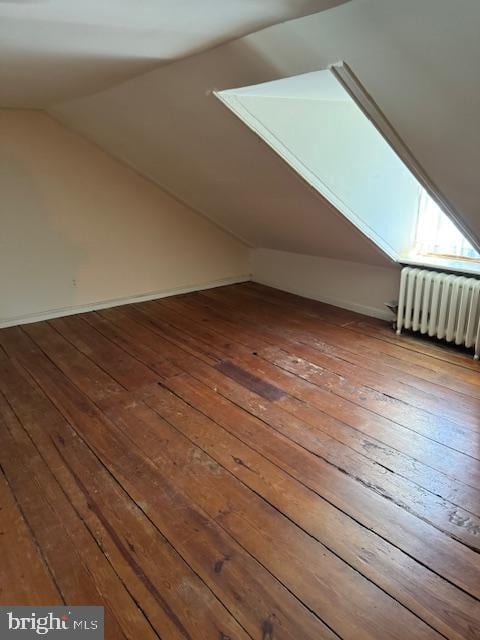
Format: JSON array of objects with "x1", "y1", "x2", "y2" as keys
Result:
[
  {"x1": 0, "y1": 0, "x2": 345, "y2": 106},
  {"x1": 3, "y1": 0, "x2": 480, "y2": 268}
]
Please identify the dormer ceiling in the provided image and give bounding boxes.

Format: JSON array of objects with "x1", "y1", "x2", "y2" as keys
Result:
[{"x1": 0, "y1": 0, "x2": 347, "y2": 107}]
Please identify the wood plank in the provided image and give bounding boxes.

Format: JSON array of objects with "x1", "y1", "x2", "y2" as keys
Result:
[
  {"x1": 191, "y1": 289, "x2": 480, "y2": 443},
  {"x1": 205, "y1": 283, "x2": 480, "y2": 385},
  {"x1": 244, "y1": 281, "x2": 480, "y2": 368},
  {"x1": 2, "y1": 282, "x2": 478, "y2": 640},
  {"x1": 0, "y1": 328, "x2": 337, "y2": 640},
  {"x1": 171, "y1": 289, "x2": 480, "y2": 400},
  {"x1": 176, "y1": 358, "x2": 478, "y2": 594},
  {"x1": 136, "y1": 296, "x2": 480, "y2": 500},
  {"x1": 0, "y1": 466, "x2": 62, "y2": 606},
  {"x1": 259, "y1": 346, "x2": 479, "y2": 448},
  {"x1": 240, "y1": 283, "x2": 480, "y2": 376},
  {"x1": 0, "y1": 325, "x2": 447, "y2": 640},
  {"x1": 107, "y1": 397, "x2": 447, "y2": 640},
  {"x1": 0, "y1": 355, "x2": 250, "y2": 640},
  {"x1": 37, "y1": 305, "x2": 480, "y2": 599},
  {"x1": 215, "y1": 356, "x2": 480, "y2": 546},
  {"x1": 0, "y1": 385, "x2": 155, "y2": 640},
  {"x1": 154, "y1": 294, "x2": 480, "y2": 507},
  {"x1": 147, "y1": 296, "x2": 480, "y2": 478},
  {"x1": 91, "y1": 304, "x2": 480, "y2": 512},
  {"x1": 164, "y1": 291, "x2": 480, "y2": 424},
  {"x1": 188, "y1": 286, "x2": 480, "y2": 439},
  {"x1": 140, "y1": 378, "x2": 480, "y2": 640},
  {"x1": 50, "y1": 316, "x2": 162, "y2": 390}
]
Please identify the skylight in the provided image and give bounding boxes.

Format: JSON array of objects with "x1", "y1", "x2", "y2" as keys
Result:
[{"x1": 216, "y1": 67, "x2": 479, "y2": 266}]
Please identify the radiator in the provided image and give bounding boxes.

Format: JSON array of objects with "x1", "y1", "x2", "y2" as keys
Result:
[{"x1": 396, "y1": 267, "x2": 480, "y2": 360}]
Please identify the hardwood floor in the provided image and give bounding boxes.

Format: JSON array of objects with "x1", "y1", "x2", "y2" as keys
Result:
[{"x1": 1, "y1": 282, "x2": 479, "y2": 639}]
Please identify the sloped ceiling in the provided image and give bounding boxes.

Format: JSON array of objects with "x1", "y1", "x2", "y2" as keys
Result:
[
  {"x1": 48, "y1": 0, "x2": 480, "y2": 267},
  {"x1": 4, "y1": 0, "x2": 477, "y2": 269},
  {"x1": 51, "y1": 44, "x2": 390, "y2": 265},
  {"x1": 0, "y1": 0, "x2": 346, "y2": 107}
]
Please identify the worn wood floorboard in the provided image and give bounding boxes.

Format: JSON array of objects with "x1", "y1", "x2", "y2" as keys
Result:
[
  {"x1": 0, "y1": 464, "x2": 61, "y2": 606},
  {"x1": 244, "y1": 283, "x2": 480, "y2": 378},
  {"x1": 151, "y1": 293, "x2": 480, "y2": 501},
  {"x1": 1, "y1": 283, "x2": 479, "y2": 640},
  {"x1": 74, "y1": 307, "x2": 480, "y2": 582}
]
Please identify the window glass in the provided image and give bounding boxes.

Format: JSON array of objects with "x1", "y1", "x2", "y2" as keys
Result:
[{"x1": 414, "y1": 190, "x2": 480, "y2": 260}]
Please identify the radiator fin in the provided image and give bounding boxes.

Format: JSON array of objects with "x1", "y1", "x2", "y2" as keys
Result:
[{"x1": 396, "y1": 267, "x2": 480, "y2": 360}]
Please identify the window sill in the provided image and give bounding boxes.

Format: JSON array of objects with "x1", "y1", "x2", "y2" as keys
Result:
[{"x1": 400, "y1": 254, "x2": 480, "y2": 277}]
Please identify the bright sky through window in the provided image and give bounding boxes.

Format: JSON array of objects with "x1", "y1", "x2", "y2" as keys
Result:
[{"x1": 415, "y1": 190, "x2": 480, "y2": 261}]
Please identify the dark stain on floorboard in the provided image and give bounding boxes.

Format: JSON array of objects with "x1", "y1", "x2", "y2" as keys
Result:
[{"x1": 215, "y1": 360, "x2": 286, "y2": 402}]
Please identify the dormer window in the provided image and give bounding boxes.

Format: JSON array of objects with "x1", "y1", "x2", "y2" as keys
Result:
[{"x1": 216, "y1": 64, "x2": 480, "y2": 272}]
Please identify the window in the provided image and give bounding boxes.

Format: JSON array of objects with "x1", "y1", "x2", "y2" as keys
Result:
[
  {"x1": 414, "y1": 189, "x2": 480, "y2": 261},
  {"x1": 216, "y1": 64, "x2": 480, "y2": 268},
  {"x1": 216, "y1": 69, "x2": 421, "y2": 261}
]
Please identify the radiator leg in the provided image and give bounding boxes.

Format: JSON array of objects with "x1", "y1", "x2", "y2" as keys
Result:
[
  {"x1": 474, "y1": 354, "x2": 479, "y2": 361},
  {"x1": 396, "y1": 329, "x2": 402, "y2": 335}
]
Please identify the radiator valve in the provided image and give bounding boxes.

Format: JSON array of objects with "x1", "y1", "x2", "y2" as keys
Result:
[{"x1": 384, "y1": 300, "x2": 399, "y2": 331}]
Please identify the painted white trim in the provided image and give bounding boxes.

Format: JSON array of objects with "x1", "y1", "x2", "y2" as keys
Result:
[
  {"x1": 400, "y1": 254, "x2": 480, "y2": 277},
  {"x1": 0, "y1": 275, "x2": 251, "y2": 329},
  {"x1": 252, "y1": 277, "x2": 393, "y2": 321}
]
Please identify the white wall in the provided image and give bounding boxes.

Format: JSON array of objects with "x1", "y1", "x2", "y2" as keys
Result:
[
  {"x1": 0, "y1": 111, "x2": 250, "y2": 326},
  {"x1": 251, "y1": 248, "x2": 400, "y2": 320}
]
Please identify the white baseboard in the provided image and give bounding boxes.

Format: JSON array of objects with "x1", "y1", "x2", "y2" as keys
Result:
[
  {"x1": 253, "y1": 278, "x2": 393, "y2": 321},
  {"x1": 0, "y1": 275, "x2": 252, "y2": 329}
]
